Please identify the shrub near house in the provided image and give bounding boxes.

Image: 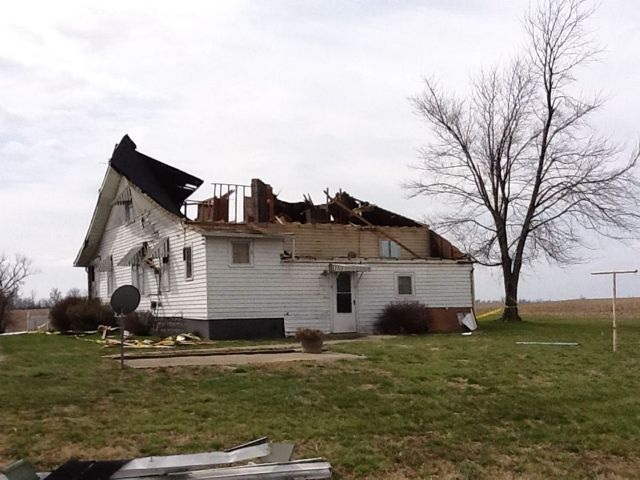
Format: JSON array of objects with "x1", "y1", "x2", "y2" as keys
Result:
[
  {"x1": 375, "y1": 301, "x2": 430, "y2": 334},
  {"x1": 50, "y1": 296, "x2": 115, "y2": 332}
]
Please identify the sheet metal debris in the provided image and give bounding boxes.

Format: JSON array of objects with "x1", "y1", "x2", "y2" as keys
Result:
[
  {"x1": 1, "y1": 439, "x2": 332, "y2": 480},
  {"x1": 110, "y1": 438, "x2": 271, "y2": 478}
]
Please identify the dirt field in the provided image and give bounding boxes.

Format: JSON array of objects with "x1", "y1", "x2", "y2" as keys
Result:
[{"x1": 476, "y1": 297, "x2": 640, "y2": 319}]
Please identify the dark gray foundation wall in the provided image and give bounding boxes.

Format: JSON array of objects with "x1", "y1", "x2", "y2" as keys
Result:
[{"x1": 170, "y1": 317, "x2": 286, "y2": 340}]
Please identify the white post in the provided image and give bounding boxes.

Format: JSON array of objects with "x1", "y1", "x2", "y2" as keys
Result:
[
  {"x1": 612, "y1": 272, "x2": 617, "y2": 353},
  {"x1": 591, "y1": 269, "x2": 637, "y2": 353}
]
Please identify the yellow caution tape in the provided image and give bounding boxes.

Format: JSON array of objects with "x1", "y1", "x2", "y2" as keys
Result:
[{"x1": 476, "y1": 308, "x2": 502, "y2": 319}]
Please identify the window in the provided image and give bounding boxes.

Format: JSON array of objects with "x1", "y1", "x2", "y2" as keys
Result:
[
  {"x1": 397, "y1": 274, "x2": 414, "y2": 296},
  {"x1": 106, "y1": 256, "x2": 115, "y2": 295},
  {"x1": 132, "y1": 264, "x2": 145, "y2": 294},
  {"x1": 88, "y1": 266, "x2": 96, "y2": 298},
  {"x1": 336, "y1": 272, "x2": 352, "y2": 313},
  {"x1": 381, "y1": 240, "x2": 400, "y2": 258},
  {"x1": 160, "y1": 256, "x2": 170, "y2": 291},
  {"x1": 183, "y1": 246, "x2": 193, "y2": 279},
  {"x1": 123, "y1": 201, "x2": 134, "y2": 223},
  {"x1": 230, "y1": 240, "x2": 252, "y2": 265}
]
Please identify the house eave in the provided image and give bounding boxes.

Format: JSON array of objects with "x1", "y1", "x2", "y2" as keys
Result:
[{"x1": 74, "y1": 166, "x2": 122, "y2": 268}]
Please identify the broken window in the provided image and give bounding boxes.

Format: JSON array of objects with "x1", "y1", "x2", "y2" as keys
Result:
[
  {"x1": 397, "y1": 274, "x2": 414, "y2": 296},
  {"x1": 231, "y1": 241, "x2": 252, "y2": 265},
  {"x1": 183, "y1": 246, "x2": 193, "y2": 279},
  {"x1": 380, "y1": 240, "x2": 400, "y2": 258}
]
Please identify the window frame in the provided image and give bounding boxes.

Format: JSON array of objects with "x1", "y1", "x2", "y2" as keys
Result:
[
  {"x1": 123, "y1": 201, "x2": 134, "y2": 224},
  {"x1": 106, "y1": 256, "x2": 115, "y2": 296},
  {"x1": 183, "y1": 245, "x2": 193, "y2": 281},
  {"x1": 229, "y1": 240, "x2": 253, "y2": 267},
  {"x1": 380, "y1": 239, "x2": 400, "y2": 258},
  {"x1": 160, "y1": 255, "x2": 171, "y2": 292},
  {"x1": 395, "y1": 273, "x2": 415, "y2": 297}
]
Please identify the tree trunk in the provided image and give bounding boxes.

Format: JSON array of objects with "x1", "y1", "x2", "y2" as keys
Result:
[
  {"x1": 501, "y1": 273, "x2": 521, "y2": 321},
  {"x1": 0, "y1": 296, "x2": 8, "y2": 334}
]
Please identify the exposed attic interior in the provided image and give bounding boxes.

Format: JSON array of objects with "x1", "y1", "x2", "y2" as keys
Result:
[
  {"x1": 182, "y1": 179, "x2": 466, "y2": 261},
  {"x1": 184, "y1": 178, "x2": 423, "y2": 228}
]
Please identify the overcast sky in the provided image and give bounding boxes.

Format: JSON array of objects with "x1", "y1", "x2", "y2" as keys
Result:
[{"x1": 1, "y1": 0, "x2": 639, "y2": 301}]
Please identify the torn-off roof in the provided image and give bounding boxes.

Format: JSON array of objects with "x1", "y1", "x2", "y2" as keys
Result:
[
  {"x1": 110, "y1": 135, "x2": 203, "y2": 217},
  {"x1": 74, "y1": 135, "x2": 203, "y2": 267}
]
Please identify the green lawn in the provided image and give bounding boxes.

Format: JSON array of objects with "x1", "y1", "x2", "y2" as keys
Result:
[{"x1": 1, "y1": 316, "x2": 640, "y2": 479}]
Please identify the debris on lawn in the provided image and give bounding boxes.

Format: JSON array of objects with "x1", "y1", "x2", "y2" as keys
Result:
[
  {"x1": 0, "y1": 331, "x2": 34, "y2": 337},
  {"x1": 98, "y1": 324, "x2": 119, "y2": 339},
  {"x1": 0, "y1": 438, "x2": 333, "y2": 480},
  {"x1": 96, "y1": 333, "x2": 203, "y2": 349},
  {"x1": 458, "y1": 312, "x2": 478, "y2": 331},
  {"x1": 515, "y1": 341, "x2": 580, "y2": 346}
]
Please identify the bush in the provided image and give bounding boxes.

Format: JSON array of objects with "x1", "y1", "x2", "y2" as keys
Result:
[
  {"x1": 122, "y1": 311, "x2": 155, "y2": 336},
  {"x1": 375, "y1": 301, "x2": 430, "y2": 335},
  {"x1": 50, "y1": 296, "x2": 115, "y2": 332},
  {"x1": 49, "y1": 295, "x2": 83, "y2": 331},
  {"x1": 67, "y1": 299, "x2": 114, "y2": 331}
]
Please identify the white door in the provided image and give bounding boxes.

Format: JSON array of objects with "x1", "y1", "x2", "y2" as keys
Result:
[{"x1": 332, "y1": 272, "x2": 357, "y2": 333}]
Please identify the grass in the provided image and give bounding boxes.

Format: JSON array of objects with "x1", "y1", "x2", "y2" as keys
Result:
[{"x1": 1, "y1": 315, "x2": 640, "y2": 479}]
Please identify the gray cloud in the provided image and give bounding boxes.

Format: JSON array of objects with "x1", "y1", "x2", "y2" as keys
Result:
[{"x1": 0, "y1": 0, "x2": 638, "y2": 299}]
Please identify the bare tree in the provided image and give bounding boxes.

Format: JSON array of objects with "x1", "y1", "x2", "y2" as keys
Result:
[
  {"x1": 0, "y1": 254, "x2": 36, "y2": 332},
  {"x1": 66, "y1": 287, "x2": 82, "y2": 298},
  {"x1": 409, "y1": 0, "x2": 640, "y2": 321},
  {"x1": 48, "y1": 287, "x2": 62, "y2": 307}
]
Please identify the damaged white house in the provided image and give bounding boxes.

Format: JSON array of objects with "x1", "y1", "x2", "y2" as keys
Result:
[{"x1": 74, "y1": 136, "x2": 474, "y2": 339}]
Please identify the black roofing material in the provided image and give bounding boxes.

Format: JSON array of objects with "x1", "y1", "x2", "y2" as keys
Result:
[
  {"x1": 45, "y1": 459, "x2": 128, "y2": 480},
  {"x1": 110, "y1": 135, "x2": 203, "y2": 217}
]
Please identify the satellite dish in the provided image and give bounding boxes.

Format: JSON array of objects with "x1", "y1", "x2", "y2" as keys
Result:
[{"x1": 110, "y1": 285, "x2": 141, "y2": 315}]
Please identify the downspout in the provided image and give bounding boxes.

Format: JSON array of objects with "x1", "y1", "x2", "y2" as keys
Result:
[{"x1": 470, "y1": 265, "x2": 476, "y2": 317}]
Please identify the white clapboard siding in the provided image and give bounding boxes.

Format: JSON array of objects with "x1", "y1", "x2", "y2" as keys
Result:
[
  {"x1": 355, "y1": 262, "x2": 474, "y2": 333},
  {"x1": 93, "y1": 178, "x2": 208, "y2": 319},
  {"x1": 206, "y1": 237, "x2": 332, "y2": 332},
  {"x1": 206, "y1": 234, "x2": 473, "y2": 335}
]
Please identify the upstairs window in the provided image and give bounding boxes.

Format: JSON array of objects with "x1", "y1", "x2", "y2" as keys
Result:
[
  {"x1": 230, "y1": 240, "x2": 252, "y2": 265},
  {"x1": 114, "y1": 186, "x2": 134, "y2": 224},
  {"x1": 123, "y1": 201, "x2": 134, "y2": 223},
  {"x1": 183, "y1": 246, "x2": 193, "y2": 279},
  {"x1": 381, "y1": 240, "x2": 400, "y2": 258}
]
